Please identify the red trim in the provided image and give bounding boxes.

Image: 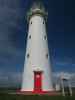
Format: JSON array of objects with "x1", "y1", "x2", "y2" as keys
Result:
[{"x1": 17, "y1": 90, "x2": 61, "y2": 95}]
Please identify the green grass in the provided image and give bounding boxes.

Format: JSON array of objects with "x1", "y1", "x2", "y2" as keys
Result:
[
  {"x1": 0, "y1": 93, "x2": 75, "y2": 100},
  {"x1": 0, "y1": 87, "x2": 75, "y2": 100}
]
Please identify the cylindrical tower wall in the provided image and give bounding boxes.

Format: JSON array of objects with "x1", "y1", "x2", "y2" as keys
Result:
[{"x1": 21, "y1": 15, "x2": 53, "y2": 91}]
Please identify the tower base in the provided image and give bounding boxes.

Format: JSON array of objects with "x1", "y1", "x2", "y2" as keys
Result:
[{"x1": 17, "y1": 90, "x2": 61, "y2": 96}]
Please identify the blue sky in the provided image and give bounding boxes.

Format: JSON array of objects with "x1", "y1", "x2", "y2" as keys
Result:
[{"x1": 0, "y1": 0, "x2": 75, "y2": 87}]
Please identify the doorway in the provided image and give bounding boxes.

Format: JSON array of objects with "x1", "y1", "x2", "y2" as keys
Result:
[{"x1": 34, "y1": 71, "x2": 42, "y2": 92}]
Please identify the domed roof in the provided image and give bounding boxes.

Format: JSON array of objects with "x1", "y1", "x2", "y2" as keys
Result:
[
  {"x1": 27, "y1": 1, "x2": 48, "y2": 21},
  {"x1": 30, "y1": 1, "x2": 45, "y2": 12}
]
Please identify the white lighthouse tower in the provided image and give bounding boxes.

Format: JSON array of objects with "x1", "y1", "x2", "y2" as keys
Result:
[{"x1": 21, "y1": 2, "x2": 54, "y2": 94}]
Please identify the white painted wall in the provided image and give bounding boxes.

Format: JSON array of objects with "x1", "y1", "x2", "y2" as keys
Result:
[{"x1": 21, "y1": 15, "x2": 54, "y2": 91}]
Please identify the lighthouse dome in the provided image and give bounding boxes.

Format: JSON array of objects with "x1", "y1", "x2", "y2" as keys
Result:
[
  {"x1": 27, "y1": 1, "x2": 48, "y2": 21},
  {"x1": 30, "y1": 1, "x2": 45, "y2": 13}
]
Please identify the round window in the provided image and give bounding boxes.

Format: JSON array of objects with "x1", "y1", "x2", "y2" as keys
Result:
[
  {"x1": 46, "y1": 54, "x2": 48, "y2": 58},
  {"x1": 43, "y1": 21, "x2": 44, "y2": 24},
  {"x1": 29, "y1": 35, "x2": 31, "y2": 39},
  {"x1": 31, "y1": 21, "x2": 32, "y2": 24},
  {"x1": 44, "y1": 35, "x2": 47, "y2": 40},
  {"x1": 36, "y1": 75, "x2": 40, "y2": 78},
  {"x1": 27, "y1": 53, "x2": 30, "y2": 58}
]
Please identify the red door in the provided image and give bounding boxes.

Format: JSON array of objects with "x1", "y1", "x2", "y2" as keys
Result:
[{"x1": 34, "y1": 71, "x2": 42, "y2": 92}]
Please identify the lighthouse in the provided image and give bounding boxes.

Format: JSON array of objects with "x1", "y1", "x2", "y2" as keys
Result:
[{"x1": 21, "y1": 2, "x2": 54, "y2": 93}]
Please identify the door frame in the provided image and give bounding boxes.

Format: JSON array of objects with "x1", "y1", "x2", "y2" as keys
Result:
[{"x1": 33, "y1": 71, "x2": 43, "y2": 92}]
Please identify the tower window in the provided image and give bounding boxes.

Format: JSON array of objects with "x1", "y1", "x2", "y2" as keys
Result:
[
  {"x1": 46, "y1": 54, "x2": 48, "y2": 59},
  {"x1": 44, "y1": 35, "x2": 47, "y2": 40},
  {"x1": 29, "y1": 35, "x2": 31, "y2": 39},
  {"x1": 27, "y1": 53, "x2": 30, "y2": 58},
  {"x1": 31, "y1": 21, "x2": 32, "y2": 24},
  {"x1": 43, "y1": 21, "x2": 44, "y2": 24}
]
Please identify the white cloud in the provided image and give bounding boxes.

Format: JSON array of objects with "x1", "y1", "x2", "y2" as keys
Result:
[
  {"x1": 9, "y1": 72, "x2": 22, "y2": 83},
  {"x1": 53, "y1": 72, "x2": 75, "y2": 79},
  {"x1": 0, "y1": 70, "x2": 22, "y2": 87},
  {"x1": 53, "y1": 72, "x2": 75, "y2": 87},
  {"x1": 0, "y1": 0, "x2": 25, "y2": 65}
]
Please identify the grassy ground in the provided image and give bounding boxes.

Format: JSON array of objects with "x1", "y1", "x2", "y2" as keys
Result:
[
  {"x1": 0, "y1": 93, "x2": 75, "y2": 100},
  {"x1": 0, "y1": 87, "x2": 75, "y2": 100}
]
